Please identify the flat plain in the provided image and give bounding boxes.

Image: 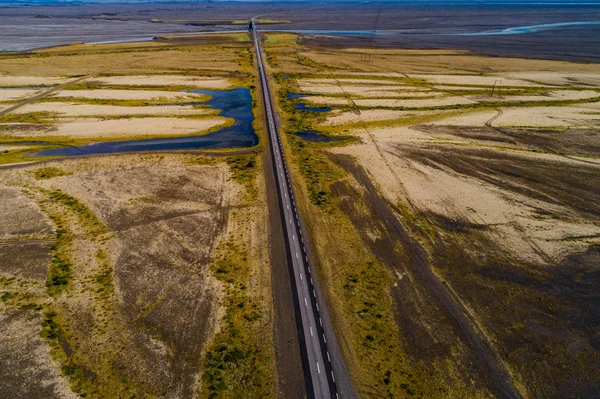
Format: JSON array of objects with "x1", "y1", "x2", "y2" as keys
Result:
[
  {"x1": 0, "y1": 34, "x2": 286, "y2": 399},
  {"x1": 0, "y1": 6, "x2": 599, "y2": 399},
  {"x1": 263, "y1": 32, "x2": 600, "y2": 398}
]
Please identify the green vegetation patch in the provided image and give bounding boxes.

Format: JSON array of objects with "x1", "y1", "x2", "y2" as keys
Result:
[
  {"x1": 32, "y1": 166, "x2": 72, "y2": 180},
  {"x1": 201, "y1": 240, "x2": 272, "y2": 398},
  {"x1": 46, "y1": 189, "x2": 108, "y2": 237},
  {"x1": 39, "y1": 96, "x2": 208, "y2": 107},
  {"x1": 0, "y1": 111, "x2": 58, "y2": 124},
  {"x1": 226, "y1": 155, "x2": 258, "y2": 200},
  {"x1": 264, "y1": 33, "x2": 298, "y2": 46},
  {"x1": 275, "y1": 83, "x2": 352, "y2": 211},
  {"x1": 0, "y1": 275, "x2": 45, "y2": 310}
]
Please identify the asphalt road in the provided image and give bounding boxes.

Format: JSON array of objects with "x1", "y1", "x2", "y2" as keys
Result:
[{"x1": 251, "y1": 21, "x2": 349, "y2": 399}]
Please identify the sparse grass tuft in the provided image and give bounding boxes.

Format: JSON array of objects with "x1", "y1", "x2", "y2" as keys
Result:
[
  {"x1": 227, "y1": 155, "x2": 258, "y2": 200},
  {"x1": 0, "y1": 111, "x2": 58, "y2": 124},
  {"x1": 201, "y1": 240, "x2": 271, "y2": 398},
  {"x1": 32, "y1": 167, "x2": 72, "y2": 180}
]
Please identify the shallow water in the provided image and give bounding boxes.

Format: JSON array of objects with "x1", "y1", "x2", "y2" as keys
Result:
[
  {"x1": 287, "y1": 93, "x2": 309, "y2": 99},
  {"x1": 33, "y1": 88, "x2": 257, "y2": 157},
  {"x1": 451, "y1": 20, "x2": 600, "y2": 36},
  {"x1": 288, "y1": 93, "x2": 333, "y2": 113},
  {"x1": 294, "y1": 103, "x2": 333, "y2": 113},
  {"x1": 296, "y1": 131, "x2": 341, "y2": 142}
]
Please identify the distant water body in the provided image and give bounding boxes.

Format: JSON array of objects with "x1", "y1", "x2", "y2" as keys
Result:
[
  {"x1": 452, "y1": 20, "x2": 600, "y2": 35},
  {"x1": 282, "y1": 20, "x2": 600, "y2": 37}
]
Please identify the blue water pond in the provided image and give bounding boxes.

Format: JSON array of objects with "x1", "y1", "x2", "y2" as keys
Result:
[{"x1": 34, "y1": 88, "x2": 257, "y2": 157}]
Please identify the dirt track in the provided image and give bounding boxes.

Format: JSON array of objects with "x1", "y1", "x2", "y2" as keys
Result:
[{"x1": 329, "y1": 153, "x2": 523, "y2": 398}]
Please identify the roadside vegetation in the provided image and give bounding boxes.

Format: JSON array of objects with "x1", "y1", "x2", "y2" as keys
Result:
[
  {"x1": 264, "y1": 32, "x2": 600, "y2": 398},
  {"x1": 263, "y1": 33, "x2": 426, "y2": 397},
  {"x1": 201, "y1": 240, "x2": 272, "y2": 398}
]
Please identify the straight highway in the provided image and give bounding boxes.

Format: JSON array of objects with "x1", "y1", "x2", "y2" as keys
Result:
[{"x1": 251, "y1": 20, "x2": 343, "y2": 399}]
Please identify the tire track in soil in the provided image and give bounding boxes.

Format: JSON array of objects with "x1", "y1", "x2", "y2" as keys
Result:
[{"x1": 328, "y1": 153, "x2": 524, "y2": 399}]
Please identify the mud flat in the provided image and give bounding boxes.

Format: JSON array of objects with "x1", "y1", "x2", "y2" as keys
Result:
[{"x1": 264, "y1": 32, "x2": 600, "y2": 398}]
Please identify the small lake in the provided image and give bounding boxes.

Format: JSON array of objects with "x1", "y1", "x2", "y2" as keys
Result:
[
  {"x1": 296, "y1": 131, "x2": 342, "y2": 142},
  {"x1": 33, "y1": 88, "x2": 257, "y2": 157}
]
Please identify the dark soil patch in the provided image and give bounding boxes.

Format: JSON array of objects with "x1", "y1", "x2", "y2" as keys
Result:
[
  {"x1": 393, "y1": 138, "x2": 600, "y2": 221},
  {"x1": 328, "y1": 153, "x2": 523, "y2": 399}
]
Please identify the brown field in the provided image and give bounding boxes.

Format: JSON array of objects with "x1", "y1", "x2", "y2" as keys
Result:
[
  {"x1": 0, "y1": 35, "x2": 284, "y2": 399},
  {"x1": 0, "y1": 153, "x2": 275, "y2": 398},
  {"x1": 264, "y1": 32, "x2": 600, "y2": 398}
]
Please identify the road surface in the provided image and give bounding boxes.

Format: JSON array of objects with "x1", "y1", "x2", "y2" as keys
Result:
[{"x1": 251, "y1": 21, "x2": 348, "y2": 399}]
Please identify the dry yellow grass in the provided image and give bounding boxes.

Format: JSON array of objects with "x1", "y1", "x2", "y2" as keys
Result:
[{"x1": 0, "y1": 45, "x2": 244, "y2": 76}]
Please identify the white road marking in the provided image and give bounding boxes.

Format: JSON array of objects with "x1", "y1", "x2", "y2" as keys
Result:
[
  {"x1": 304, "y1": 297, "x2": 308, "y2": 307},
  {"x1": 323, "y1": 334, "x2": 327, "y2": 344},
  {"x1": 310, "y1": 326, "x2": 313, "y2": 336},
  {"x1": 317, "y1": 362, "x2": 321, "y2": 374},
  {"x1": 295, "y1": 252, "x2": 299, "y2": 259},
  {"x1": 300, "y1": 273, "x2": 303, "y2": 280},
  {"x1": 319, "y1": 317, "x2": 323, "y2": 326},
  {"x1": 332, "y1": 372, "x2": 336, "y2": 383},
  {"x1": 327, "y1": 351, "x2": 331, "y2": 362}
]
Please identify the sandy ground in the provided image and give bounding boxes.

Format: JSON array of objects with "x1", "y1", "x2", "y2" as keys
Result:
[
  {"x1": 0, "y1": 145, "x2": 32, "y2": 152},
  {"x1": 334, "y1": 71, "x2": 407, "y2": 77},
  {"x1": 273, "y1": 42, "x2": 600, "y2": 398},
  {"x1": 299, "y1": 86, "x2": 432, "y2": 98},
  {"x1": 0, "y1": 88, "x2": 43, "y2": 102},
  {"x1": 13, "y1": 102, "x2": 212, "y2": 117},
  {"x1": 0, "y1": 76, "x2": 67, "y2": 86},
  {"x1": 433, "y1": 86, "x2": 488, "y2": 91},
  {"x1": 431, "y1": 106, "x2": 600, "y2": 128},
  {"x1": 298, "y1": 82, "x2": 421, "y2": 93},
  {"x1": 330, "y1": 126, "x2": 600, "y2": 262},
  {"x1": 502, "y1": 72, "x2": 600, "y2": 87},
  {"x1": 92, "y1": 75, "x2": 231, "y2": 89},
  {"x1": 300, "y1": 78, "x2": 404, "y2": 86},
  {"x1": 52, "y1": 89, "x2": 205, "y2": 101},
  {"x1": 324, "y1": 109, "x2": 410, "y2": 125},
  {"x1": 408, "y1": 74, "x2": 541, "y2": 87},
  {"x1": 494, "y1": 106, "x2": 600, "y2": 128},
  {"x1": 473, "y1": 89, "x2": 599, "y2": 103},
  {"x1": 306, "y1": 95, "x2": 475, "y2": 108},
  {"x1": 5, "y1": 117, "x2": 228, "y2": 138}
]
